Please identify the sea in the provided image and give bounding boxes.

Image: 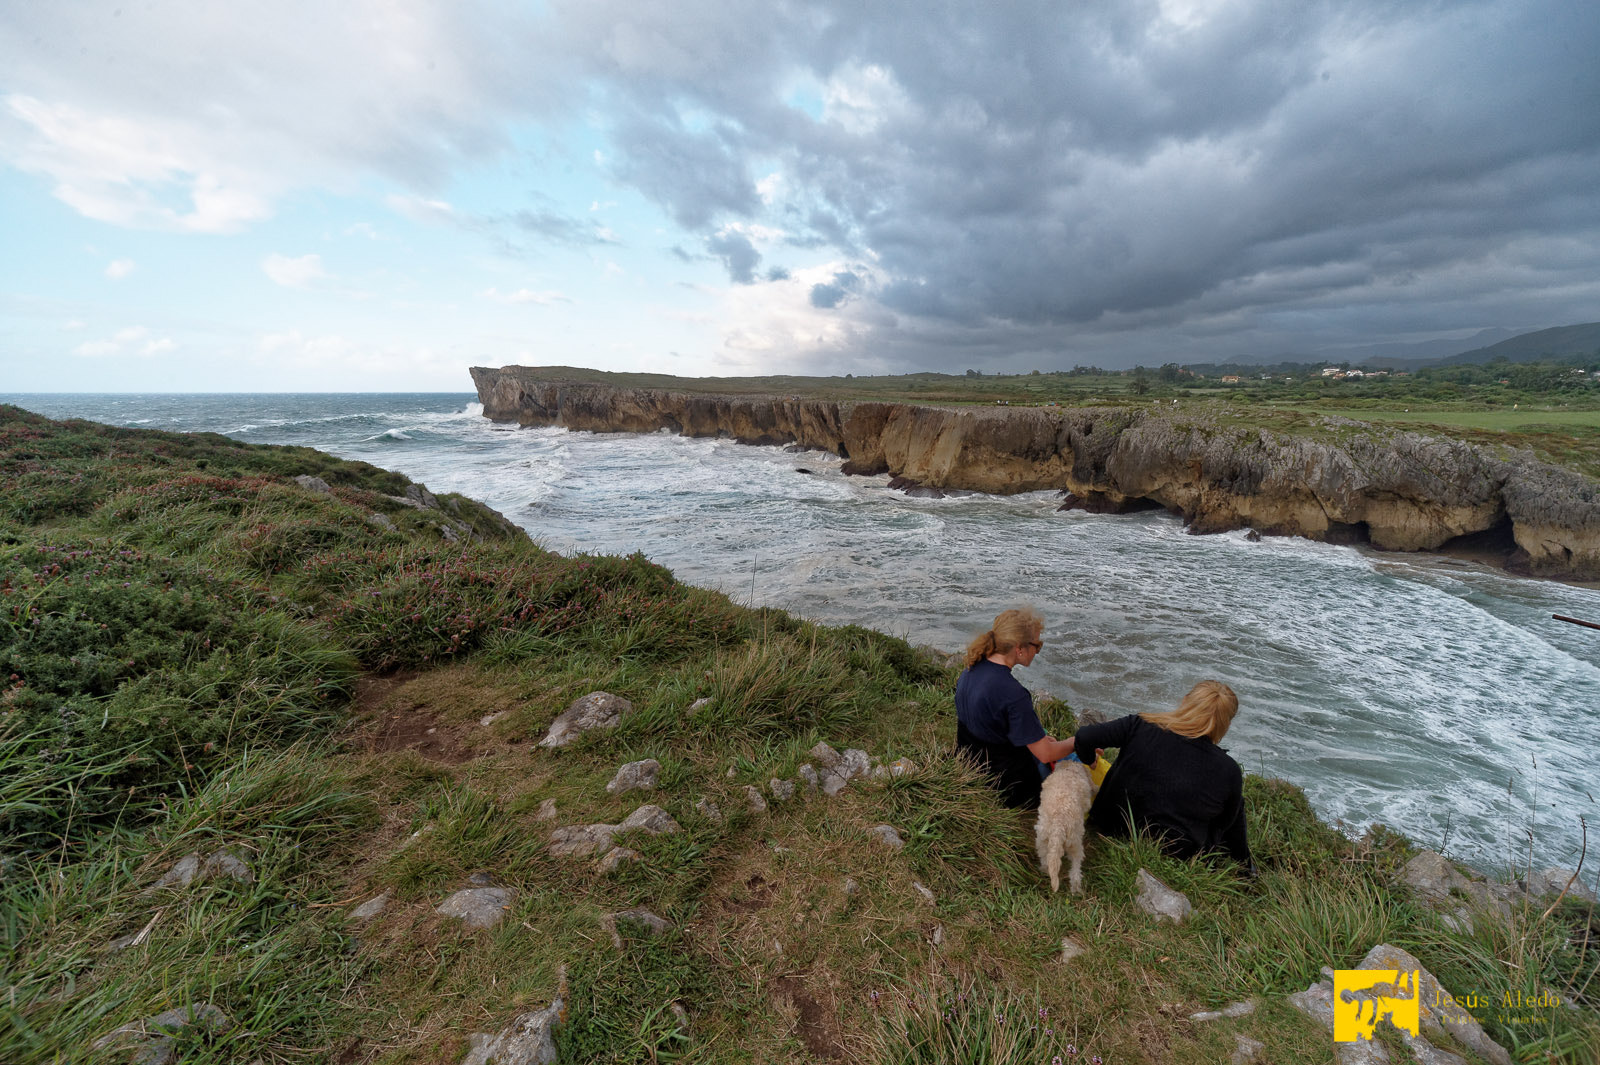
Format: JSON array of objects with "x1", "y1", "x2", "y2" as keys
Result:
[{"x1": 7, "y1": 391, "x2": 1599, "y2": 880}]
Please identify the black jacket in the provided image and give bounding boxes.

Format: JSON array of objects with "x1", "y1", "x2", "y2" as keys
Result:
[{"x1": 1075, "y1": 714, "x2": 1250, "y2": 866}]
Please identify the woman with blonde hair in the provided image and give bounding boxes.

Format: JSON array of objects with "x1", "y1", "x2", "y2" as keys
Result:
[
  {"x1": 1067, "y1": 680, "x2": 1252, "y2": 868},
  {"x1": 955, "y1": 607, "x2": 1076, "y2": 809}
]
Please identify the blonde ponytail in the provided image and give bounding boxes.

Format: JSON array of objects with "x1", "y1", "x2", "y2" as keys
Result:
[{"x1": 963, "y1": 607, "x2": 1045, "y2": 669}]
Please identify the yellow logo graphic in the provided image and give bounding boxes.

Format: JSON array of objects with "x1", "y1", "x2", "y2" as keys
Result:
[{"x1": 1333, "y1": 969, "x2": 1421, "y2": 1043}]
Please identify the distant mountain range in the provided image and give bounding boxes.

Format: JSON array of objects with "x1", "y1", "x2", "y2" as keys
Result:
[{"x1": 1209, "y1": 322, "x2": 1600, "y2": 371}]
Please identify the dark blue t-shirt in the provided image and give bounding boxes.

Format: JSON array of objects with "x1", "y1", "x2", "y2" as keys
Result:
[{"x1": 955, "y1": 659, "x2": 1045, "y2": 747}]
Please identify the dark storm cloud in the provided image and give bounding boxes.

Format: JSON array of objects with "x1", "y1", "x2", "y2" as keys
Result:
[
  {"x1": 810, "y1": 269, "x2": 861, "y2": 309},
  {"x1": 550, "y1": 0, "x2": 1600, "y2": 366},
  {"x1": 706, "y1": 230, "x2": 761, "y2": 284}
]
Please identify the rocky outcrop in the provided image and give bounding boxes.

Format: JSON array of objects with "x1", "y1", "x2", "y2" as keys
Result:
[{"x1": 471, "y1": 367, "x2": 1600, "y2": 579}]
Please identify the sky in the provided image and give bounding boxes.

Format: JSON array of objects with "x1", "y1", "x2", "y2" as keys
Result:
[{"x1": 2, "y1": 0, "x2": 1598, "y2": 391}]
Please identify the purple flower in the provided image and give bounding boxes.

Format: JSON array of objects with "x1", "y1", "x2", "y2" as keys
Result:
[
  {"x1": 1091, "y1": 1057, "x2": 1102, "y2": 1065},
  {"x1": 1065, "y1": 1047, "x2": 1078, "y2": 1057}
]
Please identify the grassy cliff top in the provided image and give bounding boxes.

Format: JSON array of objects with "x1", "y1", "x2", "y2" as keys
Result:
[
  {"x1": 477, "y1": 365, "x2": 1600, "y2": 479},
  {"x1": 4, "y1": 404, "x2": 1595, "y2": 1063}
]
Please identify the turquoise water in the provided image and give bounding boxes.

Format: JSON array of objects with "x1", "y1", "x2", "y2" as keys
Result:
[{"x1": 8, "y1": 392, "x2": 1599, "y2": 879}]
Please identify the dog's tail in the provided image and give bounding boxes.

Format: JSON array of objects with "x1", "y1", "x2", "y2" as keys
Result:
[{"x1": 1038, "y1": 816, "x2": 1067, "y2": 894}]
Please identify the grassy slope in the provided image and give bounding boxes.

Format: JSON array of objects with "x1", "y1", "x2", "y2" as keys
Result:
[{"x1": 2, "y1": 405, "x2": 1596, "y2": 1064}]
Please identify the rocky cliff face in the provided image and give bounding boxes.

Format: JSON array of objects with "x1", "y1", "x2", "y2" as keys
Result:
[{"x1": 471, "y1": 366, "x2": 1600, "y2": 580}]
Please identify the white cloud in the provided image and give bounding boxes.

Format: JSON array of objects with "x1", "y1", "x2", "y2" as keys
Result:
[
  {"x1": 262, "y1": 253, "x2": 329, "y2": 289},
  {"x1": 482, "y1": 286, "x2": 572, "y2": 305},
  {"x1": 105, "y1": 258, "x2": 135, "y2": 279},
  {"x1": 71, "y1": 324, "x2": 174, "y2": 358},
  {"x1": 61, "y1": 319, "x2": 85, "y2": 331},
  {"x1": 385, "y1": 194, "x2": 458, "y2": 225},
  {"x1": 3, "y1": 95, "x2": 273, "y2": 233}
]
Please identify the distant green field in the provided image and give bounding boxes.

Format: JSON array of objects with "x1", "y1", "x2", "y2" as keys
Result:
[{"x1": 1279, "y1": 407, "x2": 1600, "y2": 431}]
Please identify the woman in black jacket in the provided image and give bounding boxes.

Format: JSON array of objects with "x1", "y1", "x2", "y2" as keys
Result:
[{"x1": 1069, "y1": 680, "x2": 1252, "y2": 870}]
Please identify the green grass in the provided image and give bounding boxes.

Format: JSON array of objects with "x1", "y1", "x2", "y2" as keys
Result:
[{"x1": 3, "y1": 403, "x2": 1597, "y2": 1064}]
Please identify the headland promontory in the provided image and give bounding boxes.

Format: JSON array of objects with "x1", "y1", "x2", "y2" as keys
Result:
[{"x1": 471, "y1": 365, "x2": 1600, "y2": 580}]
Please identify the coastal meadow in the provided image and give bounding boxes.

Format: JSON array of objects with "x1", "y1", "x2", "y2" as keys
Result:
[{"x1": 1, "y1": 405, "x2": 1595, "y2": 1064}]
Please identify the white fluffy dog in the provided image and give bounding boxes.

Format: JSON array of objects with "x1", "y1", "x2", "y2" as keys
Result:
[{"x1": 1035, "y1": 761, "x2": 1094, "y2": 894}]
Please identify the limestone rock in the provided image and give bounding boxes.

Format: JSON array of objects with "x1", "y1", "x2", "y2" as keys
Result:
[
  {"x1": 606, "y1": 758, "x2": 661, "y2": 794},
  {"x1": 1524, "y1": 866, "x2": 1599, "y2": 904},
  {"x1": 1400, "y1": 851, "x2": 1472, "y2": 902},
  {"x1": 809, "y1": 742, "x2": 842, "y2": 769},
  {"x1": 769, "y1": 778, "x2": 795, "y2": 802},
  {"x1": 912, "y1": 881, "x2": 936, "y2": 906},
  {"x1": 689, "y1": 696, "x2": 713, "y2": 712},
  {"x1": 293, "y1": 474, "x2": 332, "y2": 494},
  {"x1": 693, "y1": 797, "x2": 723, "y2": 823},
  {"x1": 600, "y1": 907, "x2": 673, "y2": 948},
  {"x1": 539, "y1": 692, "x2": 632, "y2": 748},
  {"x1": 350, "y1": 893, "x2": 390, "y2": 921},
  {"x1": 1231, "y1": 1034, "x2": 1266, "y2": 1065},
  {"x1": 1190, "y1": 999, "x2": 1256, "y2": 1022},
  {"x1": 437, "y1": 886, "x2": 515, "y2": 930},
  {"x1": 842, "y1": 877, "x2": 859, "y2": 897},
  {"x1": 796, "y1": 764, "x2": 820, "y2": 794},
  {"x1": 1353, "y1": 943, "x2": 1511, "y2": 1065},
  {"x1": 619, "y1": 804, "x2": 680, "y2": 836},
  {"x1": 462, "y1": 996, "x2": 564, "y2": 1065},
  {"x1": 534, "y1": 799, "x2": 559, "y2": 822},
  {"x1": 869, "y1": 824, "x2": 905, "y2": 850},
  {"x1": 92, "y1": 1003, "x2": 232, "y2": 1065},
  {"x1": 1075, "y1": 707, "x2": 1110, "y2": 727},
  {"x1": 144, "y1": 849, "x2": 253, "y2": 894},
  {"x1": 1059, "y1": 936, "x2": 1086, "y2": 963},
  {"x1": 820, "y1": 748, "x2": 871, "y2": 795},
  {"x1": 744, "y1": 785, "x2": 767, "y2": 813},
  {"x1": 549, "y1": 824, "x2": 616, "y2": 857},
  {"x1": 598, "y1": 847, "x2": 641, "y2": 873},
  {"x1": 366, "y1": 512, "x2": 394, "y2": 531},
  {"x1": 1134, "y1": 868, "x2": 1191, "y2": 923},
  {"x1": 480, "y1": 711, "x2": 506, "y2": 726}
]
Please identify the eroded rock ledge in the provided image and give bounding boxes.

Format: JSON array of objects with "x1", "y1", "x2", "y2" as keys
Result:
[{"x1": 470, "y1": 366, "x2": 1600, "y2": 580}]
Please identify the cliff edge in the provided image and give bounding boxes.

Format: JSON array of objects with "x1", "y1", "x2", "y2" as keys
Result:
[{"x1": 471, "y1": 365, "x2": 1600, "y2": 580}]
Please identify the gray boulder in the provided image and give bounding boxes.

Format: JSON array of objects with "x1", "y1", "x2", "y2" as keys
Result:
[
  {"x1": 1190, "y1": 999, "x2": 1256, "y2": 1022},
  {"x1": 462, "y1": 996, "x2": 564, "y2": 1065},
  {"x1": 618, "y1": 804, "x2": 680, "y2": 836},
  {"x1": 1400, "y1": 850, "x2": 1472, "y2": 902},
  {"x1": 1134, "y1": 868, "x2": 1192, "y2": 923},
  {"x1": 769, "y1": 778, "x2": 795, "y2": 802},
  {"x1": 437, "y1": 886, "x2": 515, "y2": 930},
  {"x1": 293, "y1": 474, "x2": 332, "y2": 494},
  {"x1": 820, "y1": 748, "x2": 871, "y2": 795},
  {"x1": 350, "y1": 892, "x2": 390, "y2": 922},
  {"x1": 869, "y1": 825, "x2": 905, "y2": 851},
  {"x1": 1524, "y1": 866, "x2": 1599, "y2": 905},
  {"x1": 744, "y1": 786, "x2": 767, "y2": 813},
  {"x1": 91, "y1": 1003, "x2": 232, "y2": 1065},
  {"x1": 606, "y1": 759, "x2": 661, "y2": 794},
  {"x1": 1354, "y1": 943, "x2": 1510, "y2": 1065},
  {"x1": 548, "y1": 824, "x2": 617, "y2": 857},
  {"x1": 1231, "y1": 1034, "x2": 1266, "y2": 1065},
  {"x1": 600, "y1": 907, "x2": 673, "y2": 948},
  {"x1": 597, "y1": 847, "x2": 641, "y2": 874},
  {"x1": 693, "y1": 797, "x2": 723, "y2": 823},
  {"x1": 796, "y1": 764, "x2": 819, "y2": 794},
  {"x1": 144, "y1": 849, "x2": 254, "y2": 894},
  {"x1": 539, "y1": 692, "x2": 633, "y2": 748}
]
